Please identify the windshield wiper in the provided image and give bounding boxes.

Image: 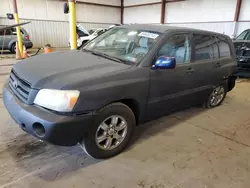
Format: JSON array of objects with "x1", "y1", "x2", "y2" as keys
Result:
[
  {"x1": 82, "y1": 48, "x2": 93, "y2": 53},
  {"x1": 91, "y1": 51, "x2": 124, "y2": 63}
]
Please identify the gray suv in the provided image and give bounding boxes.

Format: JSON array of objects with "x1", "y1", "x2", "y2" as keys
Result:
[
  {"x1": 0, "y1": 27, "x2": 33, "y2": 53},
  {"x1": 3, "y1": 25, "x2": 237, "y2": 159}
]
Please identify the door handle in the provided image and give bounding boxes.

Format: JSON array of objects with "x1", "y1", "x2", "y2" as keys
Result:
[
  {"x1": 186, "y1": 68, "x2": 194, "y2": 75},
  {"x1": 215, "y1": 62, "x2": 221, "y2": 68}
]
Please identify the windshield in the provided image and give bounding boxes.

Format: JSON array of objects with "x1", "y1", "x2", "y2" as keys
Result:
[
  {"x1": 83, "y1": 28, "x2": 161, "y2": 64},
  {"x1": 236, "y1": 30, "x2": 249, "y2": 40}
]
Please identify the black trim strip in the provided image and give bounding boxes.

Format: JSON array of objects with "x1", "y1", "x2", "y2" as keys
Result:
[{"x1": 149, "y1": 85, "x2": 211, "y2": 104}]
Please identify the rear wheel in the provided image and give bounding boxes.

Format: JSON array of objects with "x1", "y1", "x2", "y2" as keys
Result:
[
  {"x1": 204, "y1": 85, "x2": 227, "y2": 108},
  {"x1": 80, "y1": 103, "x2": 135, "y2": 159},
  {"x1": 10, "y1": 43, "x2": 16, "y2": 53}
]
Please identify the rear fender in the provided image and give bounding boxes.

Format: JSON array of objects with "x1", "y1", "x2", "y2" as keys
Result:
[{"x1": 8, "y1": 39, "x2": 17, "y2": 50}]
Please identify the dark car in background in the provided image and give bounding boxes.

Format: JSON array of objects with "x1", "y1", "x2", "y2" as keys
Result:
[
  {"x1": 0, "y1": 27, "x2": 33, "y2": 53},
  {"x1": 233, "y1": 29, "x2": 250, "y2": 76},
  {"x1": 3, "y1": 25, "x2": 236, "y2": 159}
]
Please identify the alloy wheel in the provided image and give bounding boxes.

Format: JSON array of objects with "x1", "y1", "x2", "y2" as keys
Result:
[
  {"x1": 95, "y1": 115, "x2": 128, "y2": 151},
  {"x1": 210, "y1": 86, "x2": 225, "y2": 106}
]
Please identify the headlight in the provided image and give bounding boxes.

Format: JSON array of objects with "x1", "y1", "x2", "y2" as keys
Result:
[{"x1": 34, "y1": 89, "x2": 80, "y2": 112}]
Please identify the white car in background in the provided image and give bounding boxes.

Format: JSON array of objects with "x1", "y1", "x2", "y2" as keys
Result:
[{"x1": 69, "y1": 24, "x2": 108, "y2": 49}]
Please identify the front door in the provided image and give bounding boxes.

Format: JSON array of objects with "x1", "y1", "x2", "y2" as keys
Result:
[{"x1": 146, "y1": 33, "x2": 196, "y2": 119}]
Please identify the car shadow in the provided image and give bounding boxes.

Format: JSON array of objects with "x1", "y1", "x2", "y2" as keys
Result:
[
  {"x1": 128, "y1": 107, "x2": 205, "y2": 150},
  {"x1": 4, "y1": 106, "x2": 205, "y2": 182},
  {"x1": 4, "y1": 133, "x2": 101, "y2": 182},
  {"x1": 0, "y1": 50, "x2": 14, "y2": 55}
]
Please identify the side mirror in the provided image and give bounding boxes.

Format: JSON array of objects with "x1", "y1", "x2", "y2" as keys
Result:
[
  {"x1": 64, "y1": 3, "x2": 69, "y2": 14},
  {"x1": 152, "y1": 56, "x2": 176, "y2": 69}
]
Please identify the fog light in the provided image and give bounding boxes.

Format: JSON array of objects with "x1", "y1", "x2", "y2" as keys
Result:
[
  {"x1": 33, "y1": 123, "x2": 45, "y2": 137},
  {"x1": 21, "y1": 123, "x2": 26, "y2": 129}
]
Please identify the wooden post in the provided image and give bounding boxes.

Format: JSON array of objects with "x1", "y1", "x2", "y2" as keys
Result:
[
  {"x1": 234, "y1": 0, "x2": 242, "y2": 22},
  {"x1": 121, "y1": 0, "x2": 124, "y2": 24},
  {"x1": 161, "y1": 0, "x2": 166, "y2": 24},
  {"x1": 233, "y1": 0, "x2": 242, "y2": 37}
]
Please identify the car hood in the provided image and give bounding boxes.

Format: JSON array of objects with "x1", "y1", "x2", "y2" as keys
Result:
[{"x1": 13, "y1": 51, "x2": 130, "y2": 89}]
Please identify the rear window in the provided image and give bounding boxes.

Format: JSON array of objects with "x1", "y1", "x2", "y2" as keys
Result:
[
  {"x1": 193, "y1": 34, "x2": 219, "y2": 61},
  {"x1": 217, "y1": 36, "x2": 231, "y2": 59},
  {"x1": 245, "y1": 33, "x2": 250, "y2": 41},
  {"x1": 11, "y1": 28, "x2": 24, "y2": 35}
]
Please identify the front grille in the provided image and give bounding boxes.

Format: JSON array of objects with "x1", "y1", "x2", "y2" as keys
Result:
[{"x1": 9, "y1": 70, "x2": 31, "y2": 103}]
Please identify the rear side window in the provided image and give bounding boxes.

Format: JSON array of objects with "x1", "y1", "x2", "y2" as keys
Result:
[
  {"x1": 217, "y1": 37, "x2": 231, "y2": 59},
  {"x1": 193, "y1": 34, "x2": 218, "y2": 61},
  {"x1": 0, "y1": 29, "x2": 12, "y2": 35},
  {"x1": 11, "y1": 28, "x2": 24, "y2": 35}
]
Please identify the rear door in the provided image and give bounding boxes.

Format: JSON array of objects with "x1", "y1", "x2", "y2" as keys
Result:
[
  {"x1": 0, "y1": 29, "x2": 13, "y2": 49},
  {"x1": 216, "y1": 36, "x2": 236, "y2": 77},
  {"x1": 190, "y1": 33, "x2": 219, "y2": 101}
]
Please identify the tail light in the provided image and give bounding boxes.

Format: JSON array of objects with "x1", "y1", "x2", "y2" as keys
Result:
[{"x1": 25, "y1": 35, "x2": 30, "y2": 40}]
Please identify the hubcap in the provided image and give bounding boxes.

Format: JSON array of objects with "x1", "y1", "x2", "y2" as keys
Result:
[
  {"x1": 95, "y1": 115, "x2": 128, "y2": 151},
  {"x1": 210, "y1": 86, "x2": 225, "y2": 106}
]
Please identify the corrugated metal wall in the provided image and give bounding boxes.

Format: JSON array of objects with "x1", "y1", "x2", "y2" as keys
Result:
[
  {"x1": 124, "y1": 0, "x2": 250, "y2": 38},
  {"x1": 0, "y1": 0, "x2": 120, "y2": 48},
  {"x1": 0, "y1": 17, "x2": 112, "y2": 47},
  {"x1": 167, "y1": 22, "x2": 235, "y2": 37}
]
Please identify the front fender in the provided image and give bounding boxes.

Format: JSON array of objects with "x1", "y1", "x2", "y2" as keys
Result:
[{"x1": 73, "y1": 68, "x2": 150, "y2": 118}]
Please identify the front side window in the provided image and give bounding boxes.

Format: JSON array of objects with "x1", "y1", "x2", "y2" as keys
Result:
[
  {"x1": 157, "y1": 35, "x2": 191, "y2": 64},
  {"x1": 193, "y1": 34, "x2": 219, "y2": 61},
  {"x1": 83, "y1": 28, "x2": 161, "y2": 64},
  {"x1": 217, "y1": 36, "x2": 231, "y2": 59}
]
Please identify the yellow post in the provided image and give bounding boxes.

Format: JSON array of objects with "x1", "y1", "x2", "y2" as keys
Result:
[
  {"x1": 69, "y1": 0, "x2": 77, "y2": 50},
  {"x1": 13, "y1": 0, "x2": 23, "y2": 57}
]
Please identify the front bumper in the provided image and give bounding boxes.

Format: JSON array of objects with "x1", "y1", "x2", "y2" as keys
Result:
[
  {"x1": 3, "y1": 84, "x2": 93, "y2": 146},
  {"x1": 236, "y1": 57, "x2": 250, "y2": 77}
]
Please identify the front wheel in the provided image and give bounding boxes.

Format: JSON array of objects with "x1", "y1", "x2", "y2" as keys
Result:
[
  {"x1": 204, "y1": 85, "x2": 227, "y2": 108},
  {"x1": 80, "y1": 103, "x2": 135, "y2": 159},
  {"x1": 10, "y1": 43, "x2": 16, "y2": 53}
]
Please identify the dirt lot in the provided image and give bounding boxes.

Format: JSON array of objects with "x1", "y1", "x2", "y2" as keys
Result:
[{"x1": 0, "y1": 59, "x2": 250, "y2": 188}]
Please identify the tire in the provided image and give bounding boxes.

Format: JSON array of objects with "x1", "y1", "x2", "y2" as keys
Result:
[
  {"x1": 10, "y1": 43, "x2": 16, "y2": 53},
  {"x1": 204, "y1": 85, "x2": 227, "y2": 108},
  {"x1": 81, "y1": 102, "x2": 136, "y2": 159},
  {"x1": 228, "y1": 76, "x2": 236, "y2": 92}
]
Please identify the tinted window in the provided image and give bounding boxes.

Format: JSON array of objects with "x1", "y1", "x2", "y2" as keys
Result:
[
  {"x1": 245, "y1": 33, "x2": 250, "y2": 40},
  {"x1": 193, "y1": 34, "x2": 218, "y2": 61},
  {"x1": 158, "y1": 35, "x2": 191, "y2": 64},
  {"x1": 217, "y1": 37, "x2": 231, "y2": 58},
  {"x1": 0, "y1": 29, "x2": 12, "y2": 35},
  {"x1": 236, "y1": 30, "x2": 249, "y2": 40},
  {"x1": 11, "y1": 28, "x2": 24, "y2": 35}
]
